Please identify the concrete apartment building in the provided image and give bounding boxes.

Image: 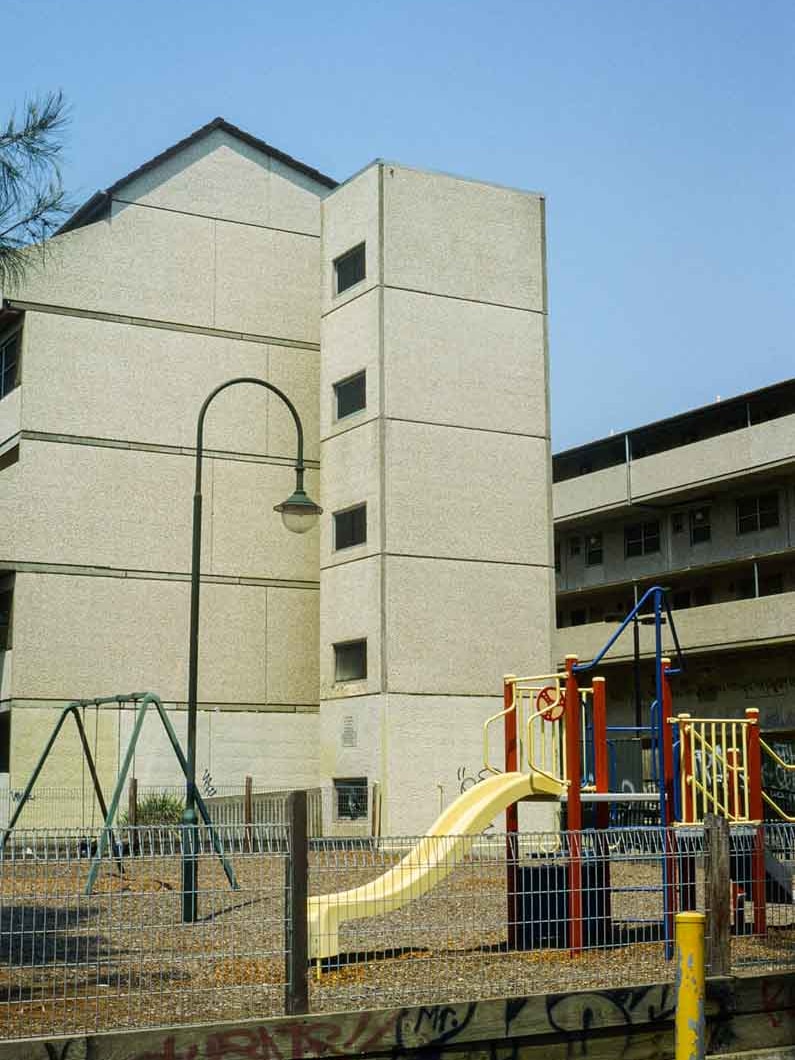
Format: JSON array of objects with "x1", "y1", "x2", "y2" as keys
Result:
[
  {"x1": 0, "y1": 119, "x2": 554, "y2": 834},
  {"x1": 552, "y1": 379, "x2": 795, "y2": 734}
]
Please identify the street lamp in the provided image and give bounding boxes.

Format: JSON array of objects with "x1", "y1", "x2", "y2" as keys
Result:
[{"x1": 182, "y1": 377, "x2": 322, "y2": 922}]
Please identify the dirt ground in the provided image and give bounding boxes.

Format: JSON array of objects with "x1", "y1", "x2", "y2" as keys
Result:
[{"x1": 0, "y1": 847, "x2": 792, "y2": 1040}]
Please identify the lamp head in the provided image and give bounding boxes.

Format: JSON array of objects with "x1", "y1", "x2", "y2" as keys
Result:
[{"x1": 274, "y1": 489, "x2": 323, "y2": 534}]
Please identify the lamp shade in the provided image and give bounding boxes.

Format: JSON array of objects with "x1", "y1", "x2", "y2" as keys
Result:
[{"x1": 274, "y1": 489, "x2": 323, "y2": 534}]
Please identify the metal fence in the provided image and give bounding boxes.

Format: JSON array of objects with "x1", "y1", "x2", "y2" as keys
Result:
[
  {"x1": 0, "y1": 824, "x2": 291, "y2": 1040},
  {"x1": 0, "y1": 822, "x2": 792, "y2": 1041},
  {"x1": 0, "y1": 784, "x2": 323, "y2": 833}
]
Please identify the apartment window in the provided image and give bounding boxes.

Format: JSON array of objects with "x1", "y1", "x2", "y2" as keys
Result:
[
  {"x1": 625, "y1": 520, "x2": 660, "y2": 558},
  {"x1": 334, "y1": 777, "x2": 368, "y2": 820},
  {"x1": 334, "y1": 504, "x2": 367, "y2": 550},
  {"x1": 689, "y1": 507, "x2": 711, "y2": 545},
  {"x1": 734, "y1": 578, "x2": 755, "y2": 601},
  {"x1": 334, "y1": 243, "x2": 366, "y2": 295},
  {"x1": 759, "y1": 573, "x2": 784, "y2": 597},
  {"x1": 569, "y1": 536, "x2": 581, "y2": 558},
  {"x1": 334, "y1": 639, "x2": 367, "y2": 682},
  {"x1": 693, "y1": 586, "x2": 713, "y2": 608},
  {"x1": 0, "y1": 712, "x2": 8, "y2": 773},
  {"x1": 554, "y1": 542, "x2": 561, "y2": 573},
  {"x1": 0, "y1": 587, "x2": 11, "y2": 650},
  {"x1": 672, "y1": 589, "x2": 691, "y2": 611},
  {"x1": 0, "y1": 329, "x2": 20, "y2": 400},
  {"x1": 585, "y1": 533, "x2": 603, "y2": 566},
  {"x1": 334, "y1": 371, "x2": 366, "y2": 420},
  {"x1": 570, "y1": 608, "x2": 587, "y2": 627},
  {"x1": 672, "y1": 513, "x2": 685, "y2": 534},
  {"x1": 737, "y1": 492, "x2": 780, "y2": 534}
]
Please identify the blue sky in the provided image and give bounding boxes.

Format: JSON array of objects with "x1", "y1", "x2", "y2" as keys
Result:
[{"x1": 3, "y1": 0, "x2": 793, "y2": 450}]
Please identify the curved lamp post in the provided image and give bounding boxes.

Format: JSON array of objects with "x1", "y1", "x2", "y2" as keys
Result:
[{"x1": 182, "y1": 377, "x2": 322, "y2": 922}]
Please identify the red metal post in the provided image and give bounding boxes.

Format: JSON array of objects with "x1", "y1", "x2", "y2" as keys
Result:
[
  {"x1": 565, "y1": 655, "x2": 583, "y2": 954},
  {"x1": 504, "y1": 675, "x2": 519, "y2": 950},
  {"x1": 592, "y1": 676, "x2": 609, "y2": 831},
  {"x1": 746, "y1": 707, "x2": 767, "y2": 935}
]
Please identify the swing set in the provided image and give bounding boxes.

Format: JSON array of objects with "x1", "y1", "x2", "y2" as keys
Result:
[{"x1": 0, "y1": 692, "x2": 238, "y2": 896}]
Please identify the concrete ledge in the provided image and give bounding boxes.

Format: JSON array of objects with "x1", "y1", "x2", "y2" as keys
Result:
[{"x1": 1, "y1": 971, "x2": 792, "y2": 1060}]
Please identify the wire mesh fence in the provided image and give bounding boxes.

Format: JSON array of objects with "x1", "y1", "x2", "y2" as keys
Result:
[
  {"x1": 0, "y1": 824, "x2": 291, "y2": 1040},
  {"x1": 0, "y1": 821, "x2": 792, "y2": 1040}
]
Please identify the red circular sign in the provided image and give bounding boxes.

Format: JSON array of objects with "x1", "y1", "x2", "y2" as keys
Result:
[{"x1": 536, "y1": 685, "x2": 564, "y2": 722}]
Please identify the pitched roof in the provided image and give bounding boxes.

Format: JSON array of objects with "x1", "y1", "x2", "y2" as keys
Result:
[{"x1": 58, "y1": 117, "x2": 338, "y2": 234}]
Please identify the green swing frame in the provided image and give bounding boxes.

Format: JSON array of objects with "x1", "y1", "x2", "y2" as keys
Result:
[{"x1": 0, "y1": 692, "x2": 239, "y2": 896}]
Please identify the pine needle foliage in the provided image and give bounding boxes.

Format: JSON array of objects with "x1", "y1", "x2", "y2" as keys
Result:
[{"x1": 0, "y1": 92, "x2": 71, "y2": 288}]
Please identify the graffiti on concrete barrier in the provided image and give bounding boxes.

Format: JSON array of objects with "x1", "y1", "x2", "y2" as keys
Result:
[{"x1": 396, "y1": 1002, "x2": 477, "y2": 1050}]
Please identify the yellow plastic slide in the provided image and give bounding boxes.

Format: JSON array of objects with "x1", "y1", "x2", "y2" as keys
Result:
[{"x1": 308, "y1": 769, "x2": 564, "y2": 959}]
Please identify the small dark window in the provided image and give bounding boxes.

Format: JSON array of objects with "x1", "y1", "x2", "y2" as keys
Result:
[
  {"x1": 693, "y1": 586, "x2": 713, "y2": 608},
  {"x1": 735, "y1": 578, "x2": 755, "y2": 601},
  {"x1": 334, "y1": 639, "x2": 367, "y2": 682},
  {"x1": 585, "y1": 533, "x2": 603, "y2": 566},
  {"x1": 334, "y1": 371, "x2": 366, "y2": 420},
  {"x1": 334, "y1": 777, "x2": 368, "y2": 820},
  {"x1": 570, "y1": 608, "x2": 587, "y2": 627},
  {"x1": 334, "y1": 504, "x2": 367, "y2": 550},
  {"x1": 672, "y1": 589, "x2": 691, "y2": 611},
  {"x1": 672, "y1": 513, "x2": 684, "y2": 534},
  {"x1": 334, "y1": 243, "x2": 366, "y2": 295},
  {"x1": 689, "y1": 507, "x2": 711, "y2": 545},
  {"x1": 759, "y1": 573, "x2": 784, "y2": 597},
  {"x1": 569, "y1": 537, "x2": 581, "y2": 558},
  {"x1": 589, "y1": 605, "x2": 604, "y2": 622},
  {"x1": 0, "y1": 329, "x2": 20, "y2": 400},
  {"x1": 0, "y1": 588, "x2": 11, "y2": 650},
  {"x1": 0, "y1": 712, "x2": 8, "y2": 773},
  {"x1": 737, "y1": 492, "x2": 780, "y2": 535},
  {"x1": 625, "y1": 520, "x2": 660, "y2": 558},
  {"x1": 554, "y1": 542, "x2": 561, "y2": 574},
  {"x1": 0, "y1": 445, "x2": 19, "y2": 472}
]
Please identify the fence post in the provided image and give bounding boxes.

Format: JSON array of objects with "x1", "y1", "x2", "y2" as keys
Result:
[
  {"x1": 244, "y1": 775, "x2": 253, "y2": 853},
  {"x1": 675, "y1": 911, "x2": 706, "y2": 1060},
  {"x1": 128, "y1": 776, "x2": 137, "y2": 828},
  {"x1": 704, "y1": 813, "x2": 731, "y2": 977},
  {"x1": 285, "y1": 790, "x2": 308, "y2": 1015}
]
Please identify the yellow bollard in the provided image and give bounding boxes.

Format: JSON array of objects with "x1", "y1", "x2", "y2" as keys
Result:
[{"x1": 675, "y1": 911, "x2": 706, "y2": 1060}]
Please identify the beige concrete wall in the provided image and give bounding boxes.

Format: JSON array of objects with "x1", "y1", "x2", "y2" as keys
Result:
[
  {"x1": 319, "y1": 162, "x2": 552, "y2": 834},
  {"x1": 0, "y1": 650, "x2": 10, "y2": 703},
  {"x1": 11, "y1": 197, "x2": 320, "y2": 343},
  {"x1": 554, "y1": 589, "x2": 795, "y2": 664},
  {"x1": 1, "y1": 439, "x2": 319, "y2": 581},
  {"x1": 382, "y1": 288, "x2": 546, "y2": 433},
  {"x1": 630, "y1": 413, "x2": 795, "y2": 499},
  {"x1": 10, "y1": 571, "x2": 318, "y2": 706},
  {"x1": 18, "y1": 312, "x2": 319, "y2": 459},
  {"x1": 553, "y1": 463, "x2": 628, "y2": 521},
  {"x1": 119, "y1": 127, "x2": 327, "y2": 234}
]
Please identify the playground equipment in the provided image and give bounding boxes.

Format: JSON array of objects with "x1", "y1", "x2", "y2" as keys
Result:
[
  {"x1": 0, "y1": 692, "x2": 238, "y2": 894},
  {"x1": 307, "y1": 585, "x2": 794, "y2": 962}
]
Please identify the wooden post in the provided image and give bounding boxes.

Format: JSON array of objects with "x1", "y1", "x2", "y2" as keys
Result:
[
  {"x1": 504, "y1": 675, "x2": 519, "y2": 951},
  {"x1": 564, "y1": 655, "x2": 583, "y2": 955},
  {"x1": 745, "y1": 708, "x2": 767, "y2": 935},
  {"x1": 127, "y1": 776, "x2": 138, "y2": 828},
  {"x1": 244, "y1": 775, "x2": 253, "y2": 853},
  {"x1": 704, "y1": 813, "x2": 731, "y2": 977},
  {"x1": 285, "y1": 790, "x2": 308, "y2": 1015}
]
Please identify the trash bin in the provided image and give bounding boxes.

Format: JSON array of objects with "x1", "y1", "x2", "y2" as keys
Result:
[{"x1": 516, "y1": 856, "x2": 612, "y2": 950}]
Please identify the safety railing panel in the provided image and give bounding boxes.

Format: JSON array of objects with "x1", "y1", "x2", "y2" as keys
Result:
[{"x1": 674, "y1": 714, "x2": 755, "y2": 824}]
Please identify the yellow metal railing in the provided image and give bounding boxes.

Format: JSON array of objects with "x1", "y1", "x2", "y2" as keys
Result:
[
  {"x1": 484, "y1": 673, "x2": 580, "y2": 790},
  {"x1": 760, "y1": 738, "x2": 795, "y2": 822},
  {"x1": 674, "y1": 715, "x2": 752, "y2": 823}
]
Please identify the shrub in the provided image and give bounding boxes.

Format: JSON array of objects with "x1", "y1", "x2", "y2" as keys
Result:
[{"x1": 120, "y1": 791, "x2": 184, "y2": 826}]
